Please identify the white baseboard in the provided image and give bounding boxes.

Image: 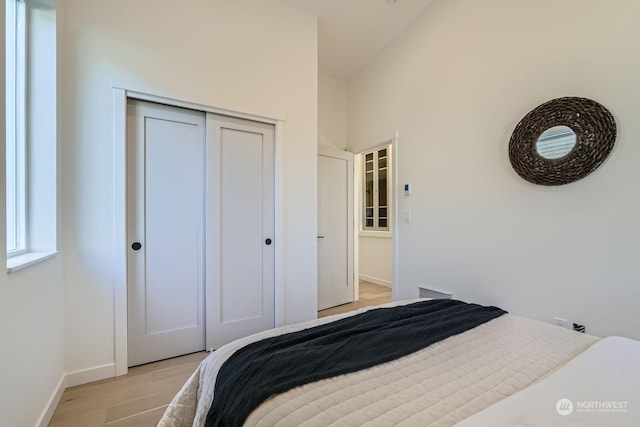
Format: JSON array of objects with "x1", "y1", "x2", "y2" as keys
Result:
[
  {"x1": 65, "y1": 363, "x2": 116, "y2": 388},
  {"x1": 359, "y1": 274, "x2": 392, "y2": 288},
  {"x1": 35, "y1": 364, "x2": 117, "y2": 426},
  {"x1": 36, "y1": 374, "x2": 65, "y2": 427}
]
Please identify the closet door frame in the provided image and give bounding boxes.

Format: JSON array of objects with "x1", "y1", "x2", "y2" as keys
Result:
[{"x1": 112, "y1": 88, "x2": 285, "y2": 376}]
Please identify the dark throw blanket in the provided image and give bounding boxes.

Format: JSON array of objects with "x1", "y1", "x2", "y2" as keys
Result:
[{"x1": 205, "y1": 299, "x2": 506, "y2": 427}]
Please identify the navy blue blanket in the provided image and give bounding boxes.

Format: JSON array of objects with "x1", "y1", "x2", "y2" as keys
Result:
[{"x1": 205, "y1": 299, "x2": 506, "y2": 427}]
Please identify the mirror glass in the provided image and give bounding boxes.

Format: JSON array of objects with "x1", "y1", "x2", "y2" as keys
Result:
[{"x1": 536, "y1": 125, "x2": 576, "y2": 159}]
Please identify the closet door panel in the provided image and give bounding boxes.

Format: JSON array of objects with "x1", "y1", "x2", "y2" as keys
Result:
[{"x1": 206, "y1": 114, "x2": 275, "y2": 350}]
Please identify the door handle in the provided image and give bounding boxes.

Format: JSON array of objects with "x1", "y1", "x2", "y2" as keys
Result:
[
  {"x1": 265, "y1": 238, "x2": 272, "y2": 246},
  {"x1": 131, "y1": 242, "x2": 142, "y2": 251},
  {"x1": 317, "y1": 236, "x2": 325, "y2": 239}
]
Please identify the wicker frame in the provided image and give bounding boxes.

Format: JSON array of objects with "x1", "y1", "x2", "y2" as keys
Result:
[{"x1": 508, "y1": 97, "x2": 616, "y2": 186}]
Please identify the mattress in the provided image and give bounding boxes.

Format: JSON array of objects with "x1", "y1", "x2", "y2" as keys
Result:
[{"x1": 158, "y1": 300, "x2": 599, "y2": 427}]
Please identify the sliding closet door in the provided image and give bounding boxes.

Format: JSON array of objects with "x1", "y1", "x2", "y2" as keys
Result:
[
  {"x1": 206, "y1": 114, "x2": 275, "y2": 350},
  {"x1": 127, "y1": 100, "x2": 206, "y2": 367}
]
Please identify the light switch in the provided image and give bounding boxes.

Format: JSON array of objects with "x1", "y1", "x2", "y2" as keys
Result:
[
  {"x1": 403, "y1": 211, "x2": 412, "y2": 223},
  {"x1": 404, "y1": 183, "x2": 411, "y2": 196}
]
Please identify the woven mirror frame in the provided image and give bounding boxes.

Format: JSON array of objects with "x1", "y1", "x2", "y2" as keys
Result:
[{"x1": 508, "y1": 97, "x2": 616, "y2": 186}]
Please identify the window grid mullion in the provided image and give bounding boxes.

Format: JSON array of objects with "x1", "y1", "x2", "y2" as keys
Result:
[
  {"x1": 372, "y1": 152, "x2": 379, "y2": 230},
  {"x1": 364, "y1": 154, "x2": 373, "y2": 229}
]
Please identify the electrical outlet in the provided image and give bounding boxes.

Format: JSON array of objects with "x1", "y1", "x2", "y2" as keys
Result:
[
  {"x1": 553, "y1": 317, "x2": 568, "y2": 328},
  {"x1": 573, "y1": 323, "x2": 586, "y2": 333}
]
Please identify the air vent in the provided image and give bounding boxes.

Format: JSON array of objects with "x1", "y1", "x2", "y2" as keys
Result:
[{"x1": 418, "y1": 287, "x2": 453, "y2": 299}]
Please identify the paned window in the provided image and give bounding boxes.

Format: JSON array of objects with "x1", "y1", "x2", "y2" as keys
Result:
[{"x1": 363, "y1": 146, "x2": 391, "y2": 231}]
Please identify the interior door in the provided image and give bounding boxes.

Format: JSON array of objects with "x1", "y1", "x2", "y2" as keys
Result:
[
  {"x1": 127, "y1": 100, "x2": 206, "y2": 367},
  {"x1": 317, "y1": 147, "x2": 354, "y2": 310},
  {"x1": 206, "y1": 114, "x2": 275, "y2": 350}
]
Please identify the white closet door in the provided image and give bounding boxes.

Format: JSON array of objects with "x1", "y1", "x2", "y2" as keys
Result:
[
  {"x1": 127, "y1": 100, "x2": 206, "y2": 367},
  {"x1": 206, "y1": 114, "x2": 275, "y2": 350},
  {"x1": 317, "y1": 147, "x2": 354, "y2": 310}
]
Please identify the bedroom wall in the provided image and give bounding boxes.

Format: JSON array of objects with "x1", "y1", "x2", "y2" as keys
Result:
[
  {"x1": 359, "y1": 234, "x2": 392, "y2": 287},
  {"x1": 58, "y1": 0, "x2": 317, "y2": 378},
  {"x1": 347, "y1": 0, "x2": 640, "y2": 340},
  {"x1": 318, "y1": 74, "x2": 347, "y2": 150},
  {"x1": 0, "y1": 4, "x2": 65, "y2": 427},
  {"x1": 0, "y1": 261, "x2": 64, "y2": 427}
]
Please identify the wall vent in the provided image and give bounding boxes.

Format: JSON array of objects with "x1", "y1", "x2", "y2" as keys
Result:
[{"x1": 418, "y1": 287, "x2": 453, "y2": 300}]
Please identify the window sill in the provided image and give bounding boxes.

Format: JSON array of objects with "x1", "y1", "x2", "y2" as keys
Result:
[
  {"x1": 359, "y1": 230, "x2": 392, "y2": 239},
  {"x1": 7, "y1": 250, "x2": 58, "y2": 273}
]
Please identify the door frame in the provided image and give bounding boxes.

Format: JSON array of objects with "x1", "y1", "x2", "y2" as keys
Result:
[
  {"x1": 353, "y1": 136, "x2": 399, "y2": 303},
  {"x1": 112, "y1": 87, "x2": 285, "y2": 376}
]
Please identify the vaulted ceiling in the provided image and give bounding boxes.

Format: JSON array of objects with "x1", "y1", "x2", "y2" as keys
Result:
[{"x1": 282, "y1": 0, "x2": 433, "y2": 81}]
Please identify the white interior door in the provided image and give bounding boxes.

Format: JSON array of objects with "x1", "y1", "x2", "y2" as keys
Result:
[
  {"x1": 317, "y1": 147, "x2": 354, "y2": 310},
  {"x1": 127, "y1": 100, "x2": 206, "y2": 367},
  {"x1": 206, "y1": 114, "x2": 275, "y2": 350}
]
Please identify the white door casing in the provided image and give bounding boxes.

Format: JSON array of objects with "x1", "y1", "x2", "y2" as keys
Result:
[
  {"x1": 127, "y1": 100, "x2": 206, "y2": 367},
  {"x1": 114, "y1": 89, "x2": 285, "y2": 376},
  {"x1": 317, "y1": 146, "x2": 354, "y2": 310},
  {"x1": 206, "y1": 114, "x2": 275, "y2": 350}
]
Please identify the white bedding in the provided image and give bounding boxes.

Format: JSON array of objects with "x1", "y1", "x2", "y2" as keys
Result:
[
  {"x1": 455, "y1": 336, "x2": 640, "y2": 427},
  {"x1": 158, "y1": 300, "x2": 599, "y2": 427}
]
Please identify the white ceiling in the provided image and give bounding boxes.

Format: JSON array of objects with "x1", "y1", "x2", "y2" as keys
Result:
[{"x1": 283, "y1": 0, "x2": 433, "y2": 81}]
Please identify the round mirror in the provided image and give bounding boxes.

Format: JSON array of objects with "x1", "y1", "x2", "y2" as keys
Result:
[
  {"x1": 509, "y1": 97, "x2": 616, "y2": 186},
  {"x1": 535, "y1": 125, "x2": 576, "y2": 159}
]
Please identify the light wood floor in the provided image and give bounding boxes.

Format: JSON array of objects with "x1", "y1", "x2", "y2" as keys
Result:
[
  {"x1": 49, "y1": 281, "x2": 391, "y2": 426},
  {"x1": 49, "y1": 352, "x2": 208, "y2": 427},
  {"x1": 318, "y1": 281, "x2": 392, "y2": 317}
]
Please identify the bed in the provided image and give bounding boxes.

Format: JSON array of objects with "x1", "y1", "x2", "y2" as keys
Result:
[{"x1": 158, "y1": 299, "x2": 639, "y2": 427}]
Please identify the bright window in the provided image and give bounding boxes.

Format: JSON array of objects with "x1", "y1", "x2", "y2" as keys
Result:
[
  {"x1": 6, "y1": 0, "x2": 26, "y2": 255},
  {"x1": 362, "y1": 145, "x2": 391, "y2": 231},
  {"x1": 5, "y1": 0, "x2": 58, "y2": 271}
]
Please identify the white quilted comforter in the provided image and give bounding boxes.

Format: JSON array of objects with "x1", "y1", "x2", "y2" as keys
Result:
[
  {"x1": 455, "y1": 336, "x2": 640, "y2": 427},
  {"x1": 158, "y1": 300, "x2": 598, "y2": 427}
]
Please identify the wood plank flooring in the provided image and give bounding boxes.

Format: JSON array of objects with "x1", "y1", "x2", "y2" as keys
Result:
[
  {"x1": 48, "y1": 352, "x2": 208, "y2": 427},
  {"x1": 318, "y1": 281, "x2": 392, "y2": 318},
  {"x1": 49, "y1": 281, "x2": 392, "y2": 426}
]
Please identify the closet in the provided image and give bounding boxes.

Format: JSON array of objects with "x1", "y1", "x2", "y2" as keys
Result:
[{"x1": 126, "y1": 99, "x2": 275, "y2": 366}]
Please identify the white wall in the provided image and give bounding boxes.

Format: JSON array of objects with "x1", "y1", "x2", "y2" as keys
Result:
[
  {"x1": 0, "y1": 4, "x2": 64, "y2": 426},
  {"x1": 0, "y1": 261, "x2": 64, "y2": 427},
  {"x1": 58, "y1": 0, "x2": 317, "y2": 377},
  {"x1": 348, "y1": 0, "x2": 640, "y2": 340},
  {"x1": 318, "y1": 74, "x2": 347, "y2": 150},
  {"x1": 359, "y1": 234, "x2": 392, "y2": 287}
]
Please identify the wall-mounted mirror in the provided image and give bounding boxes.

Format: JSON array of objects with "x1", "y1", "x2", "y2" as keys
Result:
[
  {"x1": 536, "y1": 126, "x2": 576, "y2": 160},
  {"x1": 509, "y1": 97, "x2": 616, "y2": 186}
]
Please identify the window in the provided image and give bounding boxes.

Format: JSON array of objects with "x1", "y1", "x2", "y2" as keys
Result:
[
  {"x1": 5, "y1": 0, "x2": 58, "y2": 271},
  {"x1": 6, "y1": 0, "x2": 26, "y2": 255},
  {"x1": 362, "y1": 145, "x2": 391, "y2": 231}
]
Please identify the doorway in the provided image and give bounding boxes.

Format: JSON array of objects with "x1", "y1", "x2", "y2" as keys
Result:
[
  {"x1": 356, "y1": 142, "x2": 394, "y2": 301},
  {"x1": 315, "y1": 140, "x2": 396, "y2": 317}
]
